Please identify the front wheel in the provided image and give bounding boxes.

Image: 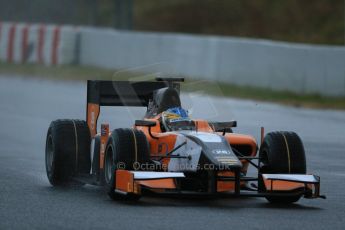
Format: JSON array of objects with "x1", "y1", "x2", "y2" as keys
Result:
[
  {"x1": 103, "y1": 128, "x2": 150, "y2": 201},
  {"x1": 258, "y1": 131, "x2": 306, "y2": 204}
]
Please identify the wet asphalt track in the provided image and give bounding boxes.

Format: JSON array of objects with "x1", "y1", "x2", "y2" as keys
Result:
[{"x1": 0, "y1": 75, "x2": 345, "y2": 230}]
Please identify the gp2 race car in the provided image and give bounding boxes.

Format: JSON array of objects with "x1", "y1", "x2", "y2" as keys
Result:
[{"x1": 45, "y1": 78, "x2": 325, "y2": 203}]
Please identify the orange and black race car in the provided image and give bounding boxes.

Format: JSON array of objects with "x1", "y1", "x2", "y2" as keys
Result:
[{"x1": 45, "y1": 78, "x2": 325, "y2": 203}]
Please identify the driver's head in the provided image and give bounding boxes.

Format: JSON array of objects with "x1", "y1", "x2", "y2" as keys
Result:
[
  {"x1": 163, "y1": 107, "x2": 189, "y2": 119},
  {"x1": 161, "y1": 107, "x2": 194, "y2": 131}
]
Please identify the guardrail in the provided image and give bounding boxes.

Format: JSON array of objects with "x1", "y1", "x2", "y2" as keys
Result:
[{"x1": 1, "y1": 22, "x2": 344, "y2": 96}]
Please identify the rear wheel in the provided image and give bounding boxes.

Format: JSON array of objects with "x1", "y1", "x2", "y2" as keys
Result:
[
  {"x1": 258, "y1": 131, "x2": 306, "y2": 203},
  {"x1": 103, "y1": 128, "x2": 150, "y2": 200},
  {"x1": 45, "y1": 119, "x2": 91, "y2": 186}
]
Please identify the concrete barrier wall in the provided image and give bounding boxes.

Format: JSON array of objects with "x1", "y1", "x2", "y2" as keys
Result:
[
  {"x1": 1, "y1": 22, "x2": 344, "y2": 96},
  {"x1": 79, "y1": 27, "x2": 345, "y2": 97}
]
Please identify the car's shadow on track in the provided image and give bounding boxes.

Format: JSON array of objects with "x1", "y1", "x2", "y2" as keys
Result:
[
  {"x1": 257, "y1": 202, "x2": 322, "y2": 210},
  {"x1": 136, "y1": 196, "x2": 322, "y2": 211}
]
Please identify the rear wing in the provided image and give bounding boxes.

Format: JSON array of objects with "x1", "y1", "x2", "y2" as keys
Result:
[{"x1": 86, "y1": 78, "x2": 184, "y2": 137}]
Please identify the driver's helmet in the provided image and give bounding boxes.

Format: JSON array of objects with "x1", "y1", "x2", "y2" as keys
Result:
[{"x1": 161, "y1": 107, "x2": 195, "y2": 131}]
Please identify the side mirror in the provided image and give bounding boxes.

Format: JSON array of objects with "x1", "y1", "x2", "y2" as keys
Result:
[
  {"x1": 209, "y1": 121, "x2": 237, "y2": 135},
  {"x1": 135, "y1": 120, "x2": 156, "y2": 127},
  {"x1": 135, "y1": 120, "x2": 158, "y2": 139}
]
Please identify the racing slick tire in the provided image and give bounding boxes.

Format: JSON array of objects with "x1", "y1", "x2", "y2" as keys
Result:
[
  {"x1": 103, "y1": 128, "x2": 150, "y2": 201},
  {"x1": 258, "y1": 131, "x2": 306, "y2": 203},
  {"x1": 45, "y1": 119, "x2": 91, "y2": 186}
]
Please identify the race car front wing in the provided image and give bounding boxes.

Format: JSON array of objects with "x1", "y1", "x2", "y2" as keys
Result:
[{"x1": 113, "y1": 170, "x2": 325, "y2": 199}]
